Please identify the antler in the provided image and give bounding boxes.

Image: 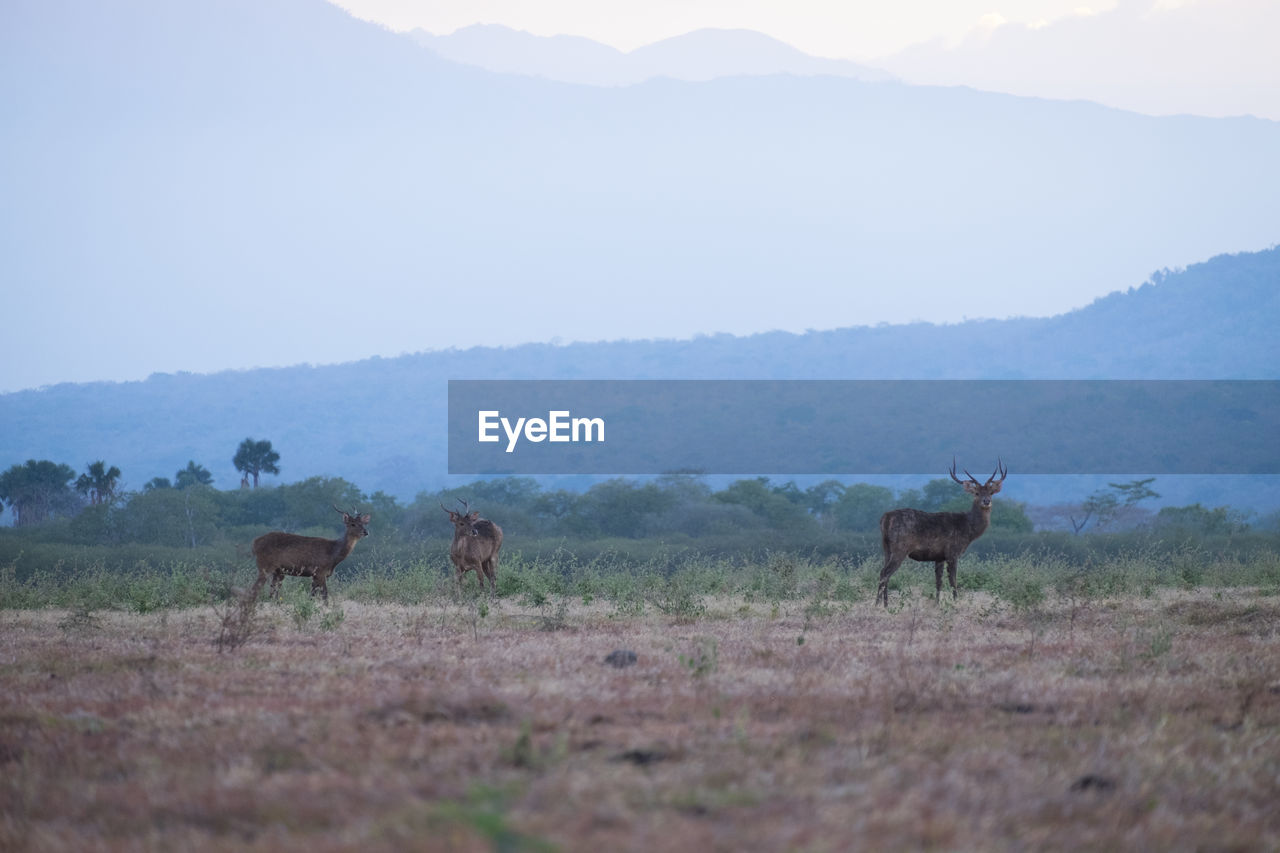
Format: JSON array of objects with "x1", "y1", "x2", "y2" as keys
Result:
[
  {"x1": 457, "y1": 498, "x2": 471, "y2": 515},
  {"x1": 440, "y1": 502, "x2": 453, "y2": 515},
  {"x1": 950, "y1": 458, "x2": 1007, "y2": 486},
  {"x1": 948, "y1": 458, "x2": 980, "y2": 486},
  {"x1": 333, "y1": 504, "x2": 348, "y2": 516}
]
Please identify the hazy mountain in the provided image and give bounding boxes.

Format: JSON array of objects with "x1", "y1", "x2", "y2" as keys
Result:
[
  {"x1": 2, "y1": 0, "x2": 1279, "y2": 395},
  {"x1": 409, "y1": 24, "x2": 628, "y2": 84},
  {"x1": 1, "y1": 247, "x2": 1276, "y2": 506},
  {"x1": 877, "y1": 0, "x2": 1280, "y2": 120},
  {"x1": 409, "y1": 25, "x2": 895, "y2": 86}
]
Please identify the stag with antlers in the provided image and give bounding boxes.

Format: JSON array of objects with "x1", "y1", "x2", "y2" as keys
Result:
[
  {"x1": 442, "y1": 498, "x2": 503, "y2": 595},
  {"x1": 249, "y1": 505, "x2": 370, "y2": 603},
  {"x1": 876, "y1": 460, "x2": 1007, "y2": 608}
]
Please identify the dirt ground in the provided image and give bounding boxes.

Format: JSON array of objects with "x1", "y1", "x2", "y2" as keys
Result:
[{"x1": 2, "y1": 590, "x2": 1279, "y2": 851}]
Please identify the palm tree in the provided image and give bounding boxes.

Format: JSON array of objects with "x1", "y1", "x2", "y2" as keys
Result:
[
  {"x1": 174, "y1": 461, "x2": 213, "y2": 489},
  {"x1": 0, "y1": 459, "x2": 78, "y2": 526},
  {"x1": 233, "y1": 438, "x2": 280, "y2": 488},
  {"x1": 75, "y1": 460, "x2": 122, "y2": 506}
]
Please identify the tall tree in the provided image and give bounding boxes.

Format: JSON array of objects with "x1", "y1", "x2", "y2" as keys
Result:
[
  {"x1": 713, "y1": 477, "x2": 811, "y2": 529},
  {"x1": 174, "y1": 461, "x2": 213, "y2": 489},
  {"x1": 75, "y1": 460, "x2": 122, "y2": 506},
  {"x1": 233, "y1": 438, "x2": 280, "y2": 488},
  {"x1": 832, "y1": 483, "x2": 896, "y2": 531},
  {"x1": 1071, "y1": 478, "x2": 1160, "y2": 533},
  {"x1": 803, "y1": 480, "x2": 846, "y2": 516},
  {"x1": 918, "y1": 478, "x2": 965, "y2": 511},
  {"x1": 0, "y1": 459, "x2": 78, "y2": 526}
]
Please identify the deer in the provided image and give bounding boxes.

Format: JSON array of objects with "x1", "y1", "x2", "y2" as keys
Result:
[
  {"x1": 249, "y1": 506, "x2": 370, "y2": 604},
  {"x1": 876, "y1": 460, "x2": 1007, "y2": 608},
  {"x1": 442, "y1": 499, "x2": 503, "y2": 595}
]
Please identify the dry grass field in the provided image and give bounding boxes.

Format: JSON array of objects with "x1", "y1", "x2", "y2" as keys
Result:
[{"x1": 2, "y1": 589, "x2": 1279, "y2": 852}]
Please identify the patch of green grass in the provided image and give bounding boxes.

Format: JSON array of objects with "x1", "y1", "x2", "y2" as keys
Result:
[
  {"x1": 432, "y1": 785, "x2": 556, "y2": 853},
  {"x1": 319, "y1": 606, "x2": 346, "y2": 632},
  {"x1": 680, "y1": 636, "x2": 719, "y2": 679},
  {"x1": 3, "y1": 543, "x2": 1280, "y2": 616}
]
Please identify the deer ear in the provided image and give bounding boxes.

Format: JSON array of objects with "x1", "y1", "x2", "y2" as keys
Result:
[
  {"x1": 963, "y1": 481, "x2": 980, "y2": 495},
  {"x1": 359, "y1": 514, "x2": 371, "y2": 523},
  {"x1": 468, "y1": 511, "x2": 480, "y2": 521},
  {"x1": 988, "y1": 482, "x2": 1003, "y2": 495}
]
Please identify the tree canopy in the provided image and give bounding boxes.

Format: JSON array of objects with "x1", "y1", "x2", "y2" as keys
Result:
[
  {"x1": 75, "y1": 460, "x2": 122, "y2": 506},
  {"x1": 233, "y1": 438, "x2": 280, "y2": 488},
  {"x1": 0, "y1": 459, "x2": 79, "y2": 526},
  {"x1": 175, "y1": 461, "x2": 213, "y2": 489}
]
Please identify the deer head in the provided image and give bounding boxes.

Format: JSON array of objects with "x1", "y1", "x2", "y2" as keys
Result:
[
  {"x1": 949, "y1": 458, "x2": 1007, "y2": 510},
  {"x1": 440, "y1": 499, "x2": 480, "y2": 529},
  {"x1": 332, "y1": 504, "x2": 371, "y2": 538}
]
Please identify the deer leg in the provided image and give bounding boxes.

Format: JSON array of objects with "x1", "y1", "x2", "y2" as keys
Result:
[
  {"x1": 947, "y1": 559, "x2": 959, "y2": 601},
  {"x1": 270, "y1": 570, "x2": 285, "y2": 601},
  {"x1": 934, "y1": 562, "x2": 946, "y2": 601},
  {"x1": 877, "y1": 555, "x2": 906, "y2": 607},
  {"x1": 311, "y1": 575, "x2": 328, "y2": 603},
  {"x1": 482, "y1": 559, "x2": 497, "y2": 595}
]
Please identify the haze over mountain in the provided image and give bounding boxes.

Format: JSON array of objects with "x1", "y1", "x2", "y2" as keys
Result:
[
  {"x1": 2, "y1": 0, "x2": 1278, "y2": 394},
  {"x1": 379, "y1": 0, "x2": 1280, "y2": 121},
  {"x1": 876, "y1": 0, "x2": 1280, "y2": 121},
  {"x1": 409, "y1": 25, "x2": 895, "y2": 87},
  {"x1": 2, "y1": 247, "x2": 1277, "y2": 507}
]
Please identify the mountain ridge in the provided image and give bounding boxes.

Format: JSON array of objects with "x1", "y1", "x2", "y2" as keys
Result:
[
  {"x1": 3, "y1": 0, "x2": 1279, "y2": 391},
  {"x1": 2, "y1": 247, "x2": 1276, "y2": 504},
  {"x1": 409, "y1": 24, "x2": 895, "y2": 86}
]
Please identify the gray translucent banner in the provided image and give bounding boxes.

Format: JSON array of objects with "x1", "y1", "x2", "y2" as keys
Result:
[{"x1": 447, "y1": 380, "x2": 1279, "y2": 475}]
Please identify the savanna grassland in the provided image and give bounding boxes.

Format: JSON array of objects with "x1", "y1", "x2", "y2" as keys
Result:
[{"x1": 2, "y1": 556, "x2": 1280, "y2": 852}]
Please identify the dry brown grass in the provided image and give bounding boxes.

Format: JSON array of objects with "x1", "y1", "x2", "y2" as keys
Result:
[{"x1": 2, "y1": 589, "x2": 1279, "y2": 852}]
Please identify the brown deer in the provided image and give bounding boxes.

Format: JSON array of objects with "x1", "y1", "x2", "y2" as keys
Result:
[
  {"x1": 442, "y1": 499, "x2": 503, "y2": 595},
  {"x1": 249, "y1": 506, "x2": 370, "y2": 603},
  {"x1": 876, "y1": 460, "x2": 1007, "y2": 607}
]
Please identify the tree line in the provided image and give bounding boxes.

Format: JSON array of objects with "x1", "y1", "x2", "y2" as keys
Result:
[
  {"x1": 1, "y1": 432, "x2": 1264, "y2": 557},
  {"x1": 0, "y1": 438, "x2": 280, "y2": 528}
]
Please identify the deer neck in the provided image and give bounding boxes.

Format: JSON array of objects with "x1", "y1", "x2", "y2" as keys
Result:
[
  {"x1": 335, "y1": 532, "x2": 360, "y2": 558},
  {"x1": 967, "y1": 501, "x2": 993, "y2": 538}
]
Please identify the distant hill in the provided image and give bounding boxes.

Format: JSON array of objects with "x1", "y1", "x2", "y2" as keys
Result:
[
  {"x1": 409, "y1": 25, "x2": 896, "y2": 86},
  {"x1": 1, "y1": 247, "x2": 1276, "y2": 504},
  {"x1": 3, "y1": 0, "x2": 1279, "y2": 391}
]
